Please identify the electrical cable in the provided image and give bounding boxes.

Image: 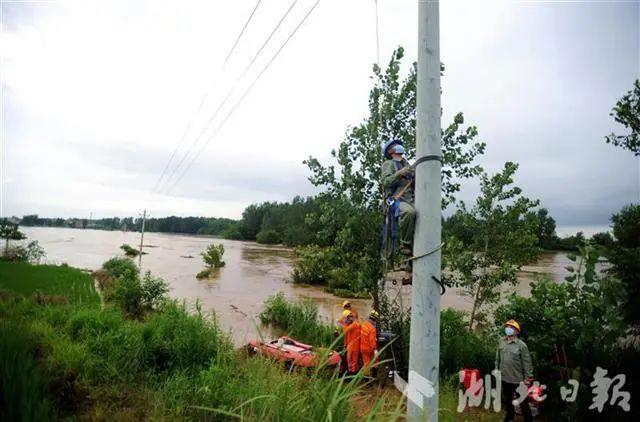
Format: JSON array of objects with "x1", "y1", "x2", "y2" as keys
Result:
[
  {"x1": 159, "y1": 0, "x2": 300, "y2": 192},
  {"x1": 153, "y1": 0, "x2": 263, "y2": 192},
  {"x1": 165, "y1": 0, "x2": 321, "y2": 194}
]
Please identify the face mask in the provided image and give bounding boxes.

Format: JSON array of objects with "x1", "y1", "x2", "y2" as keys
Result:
[
  {"x1": 392, "y1": 155, "x2": 403, "y2": 161},
  {"x1": 505, "y1": 327, "x2": 516, "y2": 336}
]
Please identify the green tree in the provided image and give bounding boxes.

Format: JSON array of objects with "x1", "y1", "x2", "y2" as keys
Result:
[
  {"x1": 590, "y1": 231, "x2": 614, "y2": 247},
  {"x1": 238, "y1": 204, "x2": 269, "y2": 240},
  {"x1": 0, "y1": 220, "x2": 26, "y2": 256},
  {"x1": 304, "y1": 47, "x2": 485, "y2": 210},
  {"x1": 222, "y1": 224, "x2": 244, "y2": 240},
  {"x1": 608, "y1": 204, "x2": 640, "y2": 323},
  {"x1": 496, "y1": 243, "x2": 627, "y2": 419},
  {"x1": 201, "y1": 244, "x2": 225, "y2": 269},
  {"x1": 301, "y1": 47, "x2": 486, "y2": 299},
  {"x1": 605, "y1": 79, "x2": 640, "y2": 155},
  {"x1": 525, "y1": 208, "x2": 558, "y2": 249},
  {"x1": 444, "y1": 162, "x2": 540, "y2": 330}
]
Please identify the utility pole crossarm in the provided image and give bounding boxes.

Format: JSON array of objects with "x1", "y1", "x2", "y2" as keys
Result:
[{"x1": 408, "y1": 0, "x2": 442, "y2": 420}]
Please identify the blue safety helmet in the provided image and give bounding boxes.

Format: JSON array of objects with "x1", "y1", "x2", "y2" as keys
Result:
[{"x1": 381, "y1": 139, "x2": 404, "y2": 159}]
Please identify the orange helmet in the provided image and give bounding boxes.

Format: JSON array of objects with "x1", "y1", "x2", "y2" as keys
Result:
[{"x1": 505, "y1": 319, "x2": 521, "y2": 332}]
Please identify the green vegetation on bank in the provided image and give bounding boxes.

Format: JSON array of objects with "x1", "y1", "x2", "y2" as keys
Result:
[
  {"x1": 0, "y1": 261, "x2": 100, "y2": 306},
  {"x1": 0, "y1": 260, "x2": 403, "y2": 421}
]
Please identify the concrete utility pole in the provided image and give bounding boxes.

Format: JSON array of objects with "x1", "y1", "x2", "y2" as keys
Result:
[
  {"x1": 408, "y1": 0, "x2": 442, "y2": 420},
  {"x1": 138, "y1": 209, "x2": 147, "y2": 268}
]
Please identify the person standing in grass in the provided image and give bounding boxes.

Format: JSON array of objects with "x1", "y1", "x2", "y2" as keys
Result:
[
  {"x1": 495, "y1": 319, "x2": 534, "y2": 422},
  {"x1": 338, "y1": 310, "x2": 361, "y2": 374},
  {"x1": 359, "y1": 310, "x2": 379, "y2": 377}
]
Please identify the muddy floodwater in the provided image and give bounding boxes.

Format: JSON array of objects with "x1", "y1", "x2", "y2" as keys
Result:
[{"x1": 23, "y1": 227, "x2": 575, "y2": 346}]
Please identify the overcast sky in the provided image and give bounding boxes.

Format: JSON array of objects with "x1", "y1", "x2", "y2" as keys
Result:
[{"x1": 1, "y1": 0, "x2": 638, "y2": 229}]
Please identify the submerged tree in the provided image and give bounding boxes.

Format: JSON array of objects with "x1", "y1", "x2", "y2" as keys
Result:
[
  {"x1": 198, "y1": 243, "x2": 226, "y2": 279},
  {"x1": 444, "y1": 162, "x2": 540, "y2": 330},
  {"x1": 605, "y1": 79, "x2": 640, "y2": 156}
]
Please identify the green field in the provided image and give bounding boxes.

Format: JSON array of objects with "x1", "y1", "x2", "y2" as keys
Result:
[{"x1": 0, "y1": 261, "x2": 100, "y2": 306}]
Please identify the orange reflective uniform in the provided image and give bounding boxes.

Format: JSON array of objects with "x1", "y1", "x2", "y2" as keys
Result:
[
  {"x1": 341, "y1": 318, "x2": 361, "y2": 373},
  {"x1": 360, "y1": 319, "x2": 378, "y2": 374}
]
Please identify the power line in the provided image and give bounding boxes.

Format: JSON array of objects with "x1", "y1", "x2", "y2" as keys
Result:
[
  {"x1": 159, "y1": 0, "x2": 303, "y2": 193},
  {"x1": 164, "y1": 0, "x2": 321, "y2": 195},
  {"x1": 153, "y1": 0, "x2": 263, "y2": 192},
  {"x1": 222, "y1": 0, "x2": 263, "y2": 69},
  {"x1": 153, "y1": 94, "x2": 208, "y2": 192}
]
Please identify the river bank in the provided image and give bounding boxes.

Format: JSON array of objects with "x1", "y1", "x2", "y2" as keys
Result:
[{"x1": 23, "y1": 226, "x2": 576, "y2": 346}]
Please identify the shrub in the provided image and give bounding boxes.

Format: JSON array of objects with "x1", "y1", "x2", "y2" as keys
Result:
[
  {"x1": 120, "y1": 244, "x2": 140, "y2": 257},
  {"x1": 221, "y1": 224, "x2": 243, "y2": 240},
  {"x1": 495, "y1": 252, "x2": 628, "y2": 419},
  {"x1": 590, "y1": 231, "x2": 614, "y2": 247},
  {"x1": 2, "y1": 241, "x2": 46, "y2": 263},
  {"x1": 141, "y1": 302, "x2": 231, "y2": 373},
  {"x1": 440, "y1": 309, "x2": 495, "y2": 377},
  {"x1": 109, "y1": 271, "x2": 169, "y2": 318},
  {"x1": 609, "y1": 204, "x2": 640, "y2": 323},
  {"x1": 101, "y1": 257, "x2": 139, "y2": 281},
  {"x1": 111, "y1": 276, "x2": 144, "y2": 317},
  {"x1": 256, "y1": 229, "x2": 281, "y2": 245},
  {"x1": 259, "y1": 293, "x2": 335, "y2": 346},
  {"x1": 201, "y1": 244, "x2": 225, "y2": 269},
  {"x1": 291, "y1": 245, "x2": 335, "y2": 285}
]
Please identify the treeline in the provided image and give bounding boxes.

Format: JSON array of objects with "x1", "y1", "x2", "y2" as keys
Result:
[
  {"x1": 225, "y1": 196, "x2": 320, "y2": 245},
  {"x1": 19, "y1": 214, "x2": 236, "y2": 236}
]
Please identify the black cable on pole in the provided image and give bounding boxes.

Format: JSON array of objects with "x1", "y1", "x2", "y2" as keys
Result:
[
  {"x1": 153, "y1": 0, "x2": 263, "y2": 193},
  {"x1": 165, "y1": 0, "x2": 321, "y2": 195},
  {"x1": 159, "y1": 0, "x2": 300, "y2": 193}
]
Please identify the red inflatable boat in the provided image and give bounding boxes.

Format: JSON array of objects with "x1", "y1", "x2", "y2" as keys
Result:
[{"x1": 248, "y1": 336, "x2": 341, "y2": 368}]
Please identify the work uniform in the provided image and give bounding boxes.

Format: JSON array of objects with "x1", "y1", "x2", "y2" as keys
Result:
[
  {"x1": 495, "y1": 337, "x2": 534, "y2": 422},
  {"x1": 340, "y1": 317, "x2": 361, "y2": 374},
  {"x1": 359, "y1": 318, "x2": 378, "y2": 376},
  {"x1": 380, "y1": 158, "x2": 415, "y2": 254}
]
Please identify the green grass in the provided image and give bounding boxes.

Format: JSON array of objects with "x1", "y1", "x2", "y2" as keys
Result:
[
  {"x1": 259, "y1": 292, "x2": 336, "y2": 346},
  {"x1": 0, "y1": 261, "x2": 100, "y2": 306},
  {"x1": 0, "y1": 262, "x2": 402, "y2": 421}
]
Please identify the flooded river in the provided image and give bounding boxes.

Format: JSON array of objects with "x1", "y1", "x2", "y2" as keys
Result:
[{"x1": 23, "y1": 227, "x2": 574, "y2": 346}]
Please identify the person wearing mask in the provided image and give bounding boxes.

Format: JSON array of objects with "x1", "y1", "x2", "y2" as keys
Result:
[
  {"x1": 495, "y1": 319, "x2": 534, "y2": 422},
  {"x1": 360, "y1": 310, "x2": 379, "y2": 377},
  {"x1": 381, "y1": 140, "x2": 415, "y2": 284},
  {"x1": 338, "y1": 309, "x2": 361, "y2": 374}
]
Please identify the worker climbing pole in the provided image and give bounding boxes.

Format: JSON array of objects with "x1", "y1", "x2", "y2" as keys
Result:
[{"x1": 380, "y1": 140, "x2": 416, "y2": 286}]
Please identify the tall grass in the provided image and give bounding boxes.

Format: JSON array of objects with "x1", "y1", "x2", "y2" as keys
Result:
[
  {"x1": 259, "y1": 292, "x2": 335, "y2": 346},
  {"x1": 0, "y1": 261, "x2": 100, "y2": 306},
  {"x1": 0, "y1": 264, "x2": 401, "y2": 421},
  {"x1": 0, "y1": 324, "x2": 56, "y2": 421}
]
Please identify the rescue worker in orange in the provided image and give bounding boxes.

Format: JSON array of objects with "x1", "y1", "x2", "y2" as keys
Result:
[
  {"x1": 360, "y1": 310, "x2": 379, "y2": 376},
  {"x1": 338, "y1": 309, "x2": 361, "y2": 374},
  {"x1": 342, "y1": 300, "x2": 358, "y2": 319}
]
